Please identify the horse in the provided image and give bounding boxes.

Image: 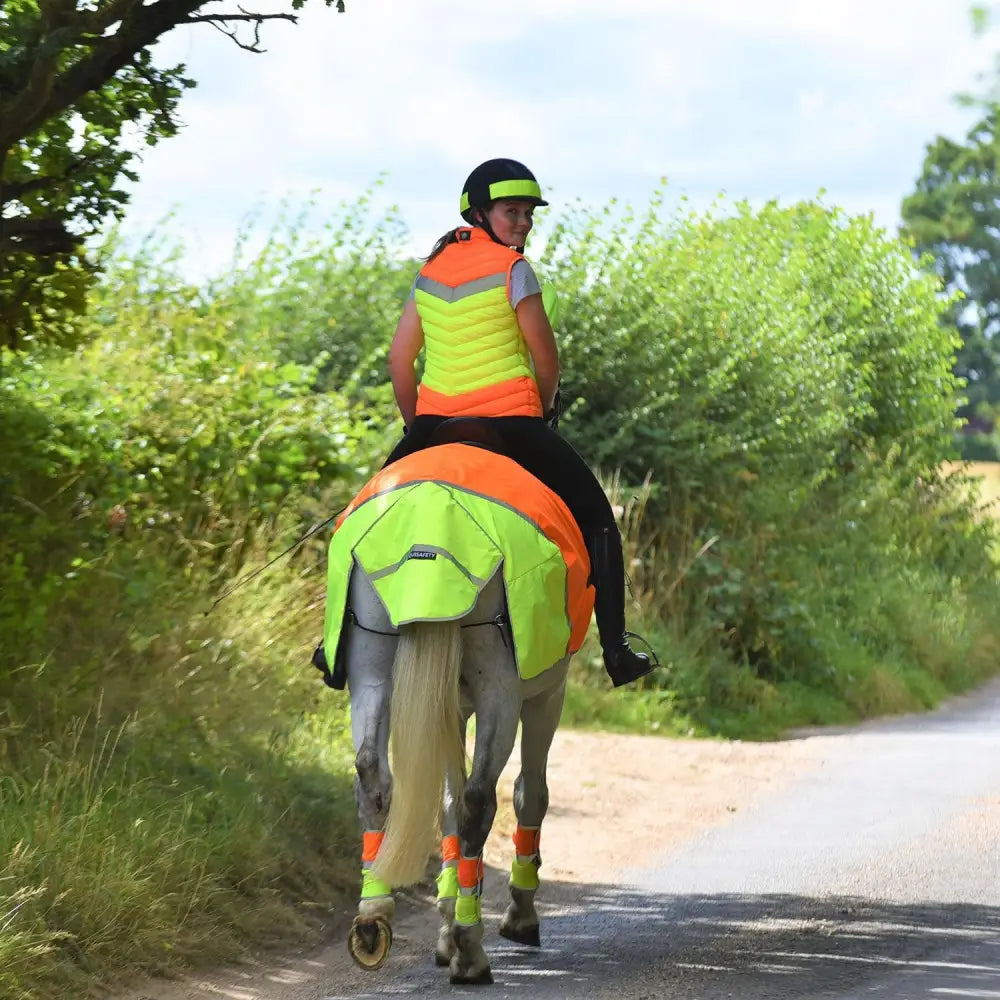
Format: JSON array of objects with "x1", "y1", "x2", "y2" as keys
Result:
[{"x1": 317, "y1": 430, "x2": 594, "y2": 985}]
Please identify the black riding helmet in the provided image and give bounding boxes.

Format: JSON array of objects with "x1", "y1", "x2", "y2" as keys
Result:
[{"x1": 460, "y1": 158, "x2": 549, "y2": 224}]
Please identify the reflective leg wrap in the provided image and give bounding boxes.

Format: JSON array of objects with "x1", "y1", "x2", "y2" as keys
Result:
[
  {"x1": 510, "y1": 825, "x2": 541, "y2": 891},
  {"x1": 436, "y1": 834, "x2": 460, "y2": 902},
  {"x1": 455, "y1": 854, "x2": 485, "y2": 926},
  {"x1": 360, "y1": 830, "x2": 392, "y2": 901}
]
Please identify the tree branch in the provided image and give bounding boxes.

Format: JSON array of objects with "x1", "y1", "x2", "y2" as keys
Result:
[
  {"x1": 0, "y1": 216, "x2": 80, "y2": 255},
  {"x1": 0, "y1": 0, "x2": 346, "y2": 149},
  {"x1": 37, "y1": 0, "x2": 79, "y2": 34},
  {"x1": 183, "y1": 7, "x2": 297, "y2": 52},
  {"x1": 0, "y1": 153, "x2": 107, "y2": 205},
  {"x1": 0, "y1": 0, "x2": 205, "y2": 148},
  {"x1": 79, "y1": 0, "x2": 139, "y2": 37}
]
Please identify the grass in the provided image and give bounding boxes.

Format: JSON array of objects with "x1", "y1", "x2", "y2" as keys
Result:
[
  {"x1": 569, "y1": 463, "x2": 1000, "y2": 740},
  {"x1": 1, "y1": 720, "x2": 359, "y2": 998},
  {"x1": 0, "y1": 544, "x2": 362, "y2": 1000},
  {"x1": 975, "y1": 460, "x2": 1000, "y2": 504},
  {"x1": 942, "y1": 460, "x2": 1000, "y2": 560},
  {"x1": 4, "y1": 468, "x2": 1000, "y2": 998}
]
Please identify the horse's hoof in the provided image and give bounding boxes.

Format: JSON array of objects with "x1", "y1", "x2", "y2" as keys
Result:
[
  {"x1": 450, "y1": 968, "x2": 494, "y2": 986},
  {"x1": 348, "y1": 916, "x2": 393, "y2": 971},
  {"x1": 435, "y1": 952, "x2": 450, "y2": 967},
  {"x1": 498, "y1": 922, "x2": 541, "y2": 947}
]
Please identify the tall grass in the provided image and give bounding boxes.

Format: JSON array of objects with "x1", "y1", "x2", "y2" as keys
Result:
[
  {"x1": 0, "y1": 247, "x2": 379, "y2": 997},
  {"x1": 0, "y1": 547, "x2": 362, "y2": 1000},
  {"x1": 564, "y1": 461, "x2": 1000, "y2": 739}
]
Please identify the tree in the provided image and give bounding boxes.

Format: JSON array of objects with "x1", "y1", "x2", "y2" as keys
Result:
[
  {"x1": 900, "y1": 112, "x2": 1000, "y2": 450},
  {"x1": 0, "y1": 0, "x2": 344, "y2": 352},
  {"x1": 900, "y1": 6, "x2": 1000, "y2": 457}
]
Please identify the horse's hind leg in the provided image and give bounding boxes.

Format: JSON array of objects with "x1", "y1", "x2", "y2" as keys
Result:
[
  {"x1": 348, "y1": 680, "x2": 396, "y2": 969},
  {"x1": 449, "y1": 619, "x2": 521, "y2": 986},
  {"x1": 499, "y1": 660, "x2": 569, "y2": 948},
  {"x1": 434, "y1": 717, "x2": 467, "y2": 968},
  {"x1": 345, "y1": 570, "x2": 398, "y2": 970}
]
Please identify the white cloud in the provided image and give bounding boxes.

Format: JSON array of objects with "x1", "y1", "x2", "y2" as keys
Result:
[{"x1": 117, "y1": 0, "x2": 998, "y2": 279}]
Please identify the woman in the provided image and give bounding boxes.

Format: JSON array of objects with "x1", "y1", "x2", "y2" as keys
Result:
[{"x1": 384, "y1": 158, "x2": 655, "y2": 687}]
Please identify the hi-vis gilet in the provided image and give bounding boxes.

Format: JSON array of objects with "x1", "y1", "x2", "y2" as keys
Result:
[
  {"x1": 322, "y1": 443, "x2": 594, "y2": 680},
  {"x1": 414, "y1": 228, "x2": 544, "y2": 418}
]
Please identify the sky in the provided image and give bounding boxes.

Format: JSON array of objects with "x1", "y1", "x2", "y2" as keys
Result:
[{"x1": 119, "y1": 0, "x2": 1000, "y2": 279}]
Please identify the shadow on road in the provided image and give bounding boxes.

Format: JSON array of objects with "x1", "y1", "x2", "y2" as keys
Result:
[
  {"x1": 479, "y1": 877, "x2": 1000, "y2": 997},
  {"x1": 150, "y1": 866, "x2": 1000, "y2": 999}
]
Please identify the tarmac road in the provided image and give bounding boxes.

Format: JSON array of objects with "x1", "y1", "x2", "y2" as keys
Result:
[
  {"x1": 120, "y1": 677, "x2": 1000, "y2": 1000},
  {"x1": 322, "y1": 678, "x2": 1000, "y2": 1000}
]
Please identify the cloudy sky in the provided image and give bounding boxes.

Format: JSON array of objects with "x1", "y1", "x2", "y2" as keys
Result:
[{"x1": 121, "y1": 0, "x2": 997, "y2": 278}]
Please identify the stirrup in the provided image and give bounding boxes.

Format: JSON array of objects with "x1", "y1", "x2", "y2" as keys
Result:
[
  {"x1": 623, "y1": 631, "x2": 660, "y2": 668},
  {"x1": 605, "y1": 635, "x2": 659, "y2": 688}
]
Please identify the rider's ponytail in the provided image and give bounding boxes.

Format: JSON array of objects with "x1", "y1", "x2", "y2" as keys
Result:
[{"x1": 424, "y1": 228, "x2": 461, "y2": 262}]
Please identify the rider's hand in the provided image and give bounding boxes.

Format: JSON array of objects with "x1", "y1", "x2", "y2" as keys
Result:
[{"x1": 544, "y1": 387, "x2": 561, "y2": 429}]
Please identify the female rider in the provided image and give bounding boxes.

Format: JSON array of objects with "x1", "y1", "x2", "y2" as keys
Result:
[{"x1": 384, "y1": 158, "x2": 655, "y2": 688}]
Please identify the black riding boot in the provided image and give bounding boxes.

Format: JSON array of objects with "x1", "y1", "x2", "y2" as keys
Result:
[{"x1": 589, "y1": 526, "x2": 658, "y2": 687}]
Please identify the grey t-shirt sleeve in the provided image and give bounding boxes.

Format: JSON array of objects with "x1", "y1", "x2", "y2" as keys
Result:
[{"x1": 509, "y1": 258, "x2": 542, "y2": 309}]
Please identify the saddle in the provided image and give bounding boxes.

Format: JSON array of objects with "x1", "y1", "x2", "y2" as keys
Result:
[{"x1": 427, "y1": 417, "x2": 507, "y2": 455}]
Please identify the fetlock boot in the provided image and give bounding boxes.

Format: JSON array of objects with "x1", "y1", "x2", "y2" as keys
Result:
[{"x1": 588, "y1": 526, "x2": 658, "y2": 687}]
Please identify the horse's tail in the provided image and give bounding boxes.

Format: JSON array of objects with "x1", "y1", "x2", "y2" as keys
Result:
[{"x1": 372, "y1": 621, "x2": 465, "y2": 888}]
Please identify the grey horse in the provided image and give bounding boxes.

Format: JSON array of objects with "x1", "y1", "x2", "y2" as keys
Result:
[{"x1": 322, "y1": 438, "x2": 592, "y2": 985}]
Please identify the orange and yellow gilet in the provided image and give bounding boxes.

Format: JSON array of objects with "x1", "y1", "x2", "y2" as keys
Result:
[{"x1": 413, "y1": 228, "x2": 543, "y2": 418}]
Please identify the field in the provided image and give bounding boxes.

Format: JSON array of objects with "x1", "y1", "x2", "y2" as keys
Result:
[{"x1": 943, "y1": 461, "x2": 1000, "y2": 517}]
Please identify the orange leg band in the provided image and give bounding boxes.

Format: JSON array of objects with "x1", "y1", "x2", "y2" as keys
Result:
[
  {"x1": 457, "y1": 855, "x2": 485, "y2": 891},
  {"x1": 362, "y1": 830, "x2": 385, "y2": 863},
  {"x1": 441, "y1": 835, "x2": 460, "y2": 865},
  {"x1": 513, "y1": 826, "x2": 541, "y2": 857}
]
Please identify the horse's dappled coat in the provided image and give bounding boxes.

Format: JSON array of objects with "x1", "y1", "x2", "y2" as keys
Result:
[{"x1": 322, "y1": 442, "x2": 594, "y2": 680}]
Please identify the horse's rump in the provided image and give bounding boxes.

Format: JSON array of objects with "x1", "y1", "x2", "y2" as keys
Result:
[{"x1": 322, "y1": 443, "x2": 594, "y2": 683}]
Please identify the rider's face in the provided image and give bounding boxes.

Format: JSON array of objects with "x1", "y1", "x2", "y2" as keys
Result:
[{"x1": 483, "y1": 199, "x2": 535, "y2": 248}]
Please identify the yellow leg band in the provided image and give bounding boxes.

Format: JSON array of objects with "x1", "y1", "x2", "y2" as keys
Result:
[
  {"x1": 361, "y1": 868, "x2": 392, "y2": 899},
  {"x1": 436, "y1": 865, "x2": 459, "y2": 901},
  {"x1": 455, "y1": 894, "x2": 482, "y2": 926},
  {"x1": 510, "y1": 858, "x2": 540, "y2": 891}
]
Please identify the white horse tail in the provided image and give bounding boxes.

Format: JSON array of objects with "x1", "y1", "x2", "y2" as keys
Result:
[{"x1": 372, "y1": 621, "x2": 465, "y2": 888}]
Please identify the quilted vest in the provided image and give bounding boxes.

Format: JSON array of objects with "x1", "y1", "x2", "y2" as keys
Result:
[{"x1": 413, "y1": 228, "x2": 543, "y2": 418}]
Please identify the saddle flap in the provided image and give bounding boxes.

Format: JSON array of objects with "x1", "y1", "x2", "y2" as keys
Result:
[{"x1": 352, "y1": 482, "x2": 504, "y2": 626}]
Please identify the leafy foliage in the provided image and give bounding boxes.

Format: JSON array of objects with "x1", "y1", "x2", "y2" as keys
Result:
[
  {"x1": 0, "y1": 235, "x2": 387, "y2": 677},
  {"x1": 543, "y1": 194, "x2": 960, "y2": 490},
  {"x1": 901, "y1": 111, "x2": 1000, "y2": 458},
  {"x1": 0, "y1": 0, "x2": 345, "y2": 351},
  {"x1": 527, "y1": 192, "x2": 995, "y2": 712},
  {"x1": 202, "y1": 189, "x2": 416, "y2": 396}
]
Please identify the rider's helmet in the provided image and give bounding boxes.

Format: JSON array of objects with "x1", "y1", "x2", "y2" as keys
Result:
[{"x1": 460, "y1": 158, "x2": 549, "y2": 224}]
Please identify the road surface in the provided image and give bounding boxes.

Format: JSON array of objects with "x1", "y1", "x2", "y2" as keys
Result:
[{"x1": 118, "y1": 677, "x2": 1000, "y2": 1000}]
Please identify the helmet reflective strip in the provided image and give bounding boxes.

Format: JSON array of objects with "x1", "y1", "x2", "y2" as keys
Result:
[
  {"x1": 461, "y1": 179, "x2": 543, "y2": 214},
  {"x1": 488, "y1": 179, "x2": 543, "y2": 202}
]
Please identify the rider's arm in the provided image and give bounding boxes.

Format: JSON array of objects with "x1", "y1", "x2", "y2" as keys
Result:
[
  {"x1": 516, "y1": 292, "x2": 560, "y2": 414},
  {"x1": 388, "y1": 298, "x2": 424, "y2": 427}
]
